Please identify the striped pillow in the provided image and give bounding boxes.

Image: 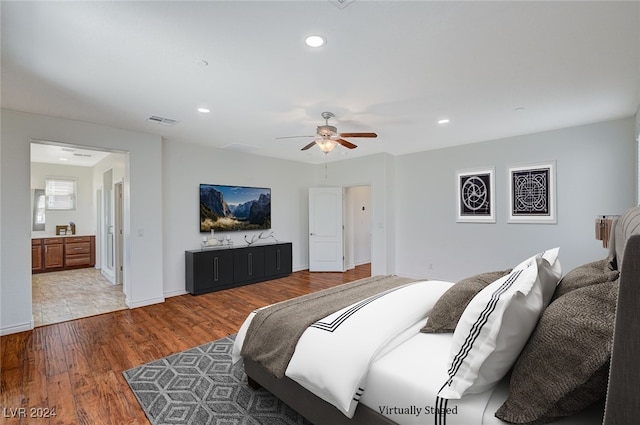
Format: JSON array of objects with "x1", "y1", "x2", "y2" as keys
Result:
[{"x1": 437, "y1": 248, "x2": 561, "y2": 400}]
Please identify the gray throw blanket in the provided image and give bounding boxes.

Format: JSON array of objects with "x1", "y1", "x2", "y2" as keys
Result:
[{"x1": 240, "y1": 275, "x2": 417, "y2": 378}]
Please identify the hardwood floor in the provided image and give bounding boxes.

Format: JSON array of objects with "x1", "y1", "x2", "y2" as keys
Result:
[{"x1": 0, "y1": 264, "x2": 371, "y2": 425}]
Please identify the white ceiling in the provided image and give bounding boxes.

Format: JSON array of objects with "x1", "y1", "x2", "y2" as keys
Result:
[
  {"x1": 30, "y1": 143, "x2": 113, "y2": 167},
  {"x1": 3, "y1": 1, "x2": 639, "y2": 165}
]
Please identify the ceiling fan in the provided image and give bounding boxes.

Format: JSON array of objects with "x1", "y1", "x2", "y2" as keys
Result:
[{"x1": 277, "y1": 111, "x2": 377, "y2": 154}]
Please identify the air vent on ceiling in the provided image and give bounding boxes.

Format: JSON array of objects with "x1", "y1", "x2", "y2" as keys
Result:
[
  {"x1": 330, "y1": 0, "x2": 355, "y2": 9},
  {"x1": 147, "y1": 115, "x2": 180, "y2": 126},
  {"x1": 73, "y1": 153, "x2": 92, "y2": 157}
]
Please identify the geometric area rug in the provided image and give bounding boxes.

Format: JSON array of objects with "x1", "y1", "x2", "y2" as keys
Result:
[{"x1": 123, "y1": 335, "x2": 312, "y2": 425}]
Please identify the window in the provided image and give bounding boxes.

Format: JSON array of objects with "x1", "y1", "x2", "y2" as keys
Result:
[{"x1": 45, "y1": 178, "x2": 76, "y2": 210}]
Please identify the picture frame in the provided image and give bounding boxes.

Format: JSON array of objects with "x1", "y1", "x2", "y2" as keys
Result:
[
  {"x1": 456, "y1": 167, "x2": 495, "y2": 223},
  {"x1": 507, "y1": 161, "x2": 556, "y2": 224}
]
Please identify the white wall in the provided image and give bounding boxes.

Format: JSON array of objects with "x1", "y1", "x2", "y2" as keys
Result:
[
  {"x1": 1, "y1": 109, "x2": 164, "y2": 335},
  {"x1": 30, "y1": 162, "x2": 95, "y2": 237},
  {"x1": 161, "y1": 139, "x2": 316, "y2": 297},
  {"x1": 394, "y1": 118, "x2": 636, "y2": 281}
]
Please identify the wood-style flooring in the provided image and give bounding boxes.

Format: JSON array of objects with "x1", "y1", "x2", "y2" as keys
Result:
[{"x1": 0, "y1": 264, "x2": 371, "y2": 425}]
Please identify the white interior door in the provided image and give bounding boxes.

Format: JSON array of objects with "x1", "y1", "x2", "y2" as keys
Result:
[{"x1": 309, "y1": 187, "x2": 345, "y2": 272}]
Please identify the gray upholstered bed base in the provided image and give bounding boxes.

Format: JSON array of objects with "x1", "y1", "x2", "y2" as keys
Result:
[
  {"x1": 245, "y1": 234, "x2": 640, "y2": 425},
  {"x1": 244, "y1": 358, "x2": 397, "y2": 425}
]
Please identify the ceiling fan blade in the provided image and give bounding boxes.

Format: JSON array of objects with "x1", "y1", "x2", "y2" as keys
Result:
[
  {"x1": 339, "y1": 132, "x2": 378, "y2": 138},
  {"x1": 335, "y1": 138, "x2": 358, "y2": 149},
  {"x1": 276, "y1": 135, "x2": 315, "y2": 139},
  {"x1": 301, "y1": 141, "x2": 317, "y2": 151}
]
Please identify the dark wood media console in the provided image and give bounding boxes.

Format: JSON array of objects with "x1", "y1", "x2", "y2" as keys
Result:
[{"x1": 185, "y1": 242, "x2": 292, "y2": 295}]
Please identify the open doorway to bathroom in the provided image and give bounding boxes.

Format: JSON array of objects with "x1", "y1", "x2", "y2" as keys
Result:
[
  {"x1": 30, "y1": 141, "x2": 128, "y2": 326},
  {"x1": 344, "y1": 185, "x2": 372, "y2": 271}
]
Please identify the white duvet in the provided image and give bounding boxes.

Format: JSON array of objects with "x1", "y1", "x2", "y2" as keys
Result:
[
  {"x1": 285, "y1": 280, "x2": 454, "y2": 418},
  {"x1": 234, "y1": 281, "x2": 468, "y2": 418}
]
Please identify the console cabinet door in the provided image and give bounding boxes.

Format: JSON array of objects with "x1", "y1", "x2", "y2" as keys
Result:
[
  {"x1": 265, "y1": 243, "x2": 292, "y2": 277},
  {"x1": 186, "y1": 250, "x2": 234, "y2": 294},
  {"x1": 234, "y1": 246, "x2": 265, "y2": 284}
]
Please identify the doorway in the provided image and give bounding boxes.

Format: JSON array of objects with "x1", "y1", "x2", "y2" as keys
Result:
[
  {"x1": 29, "y1": 141, "x2": 129, "y2": 326},
  {"x1": 308, "y1": 185, "x2": 372, "y2": 272},
  {"x1": 344, "y1": 185, "x2": 372, "y2": 270}
]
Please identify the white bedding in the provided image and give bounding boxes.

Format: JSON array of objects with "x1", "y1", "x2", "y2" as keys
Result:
[
  {"x1": 360, "y1": 325, "x2": 497, "y2": 425},
  {"x1": 285, "y1": 280, "x2": 454, "y2": 418},
  {"x1": 362, "y1": 327, "x2": 604, "y2": 425},
  {"x1": 233, "y1": 277, "x2": 606, "y2": 425}
]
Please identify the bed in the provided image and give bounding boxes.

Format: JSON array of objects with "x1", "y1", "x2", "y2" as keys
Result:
[{"x1": 232, "y1": 206, "x2": 640, "y2": 425}]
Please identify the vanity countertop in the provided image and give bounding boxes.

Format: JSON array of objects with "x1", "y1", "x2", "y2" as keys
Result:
[{"x1": 32, "y1": 234, "x2": 95, "y2": 239}]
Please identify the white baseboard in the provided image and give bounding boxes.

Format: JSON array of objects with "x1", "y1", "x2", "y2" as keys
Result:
[
  {"x1": 101, "y1": 268, "x2": 116, "y2": 285},
  {"x1": 164, "y1": 289, "x2": 188, "y2": 298},
  {"x1": 1, "y1": 319, "x2": 34, "y2": 336},
  {"x1": 126, "y1": 296, "x2": 165, "y2": 309}
]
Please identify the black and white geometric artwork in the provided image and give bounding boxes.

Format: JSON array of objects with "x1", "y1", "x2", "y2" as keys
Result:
[
  {"x1": 508, "y1": 161, "x2": 556, "y2": 223},
  {"x1": 456, "y1": 168, "x2": 495, "y2": 223}
]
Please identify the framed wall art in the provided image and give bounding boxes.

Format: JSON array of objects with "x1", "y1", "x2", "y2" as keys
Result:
[
  {"x1": 507, "y1": 161, "x2": 556, "y2": 224},
  {"x1": 456, "y1": 167, "x2": 495, "y2": 223}
]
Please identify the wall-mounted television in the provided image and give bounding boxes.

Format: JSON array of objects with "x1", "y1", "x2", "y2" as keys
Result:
[{"x1": 200, "y1": 184, "x2": 271, "y2": 232}]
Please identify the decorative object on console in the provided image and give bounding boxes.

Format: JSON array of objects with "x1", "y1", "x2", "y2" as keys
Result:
[
  {"x1": 507, "y1": 161, "x2": 556, "y2": 224},
  {"x1": 456, "y1": 167, "x2": 495, "y2": 223},
  {"x1": 244, "y1": 231, "x2": 278, "y2": 246},
  {"x1": 200, "y1": 184, "x2": 271, "y2": 232}
]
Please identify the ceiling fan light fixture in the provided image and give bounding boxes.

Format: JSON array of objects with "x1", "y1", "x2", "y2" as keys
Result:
[
  {"x1": 305, "y1": 35, "x2": 325, "y2": 48},
  {"x1": 317, "y1": 139, "x2": 337, "y2": 154}
]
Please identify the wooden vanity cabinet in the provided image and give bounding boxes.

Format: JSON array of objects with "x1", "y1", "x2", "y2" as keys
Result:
[
  {"x1": 44, "y1": 238, "x2": 64, "y2": 269},
  {"x1": 65, "y1": 236, "x2": 95, "y2": 267},
  {"x1": 32, "y1": 239, "x2": 43, "y2": 271},
  {"x1": 32, "y1": 236, "x2": 96, "y2": 273}
]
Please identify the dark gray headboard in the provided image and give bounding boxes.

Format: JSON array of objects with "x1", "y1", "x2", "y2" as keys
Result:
[{"x1": 602, "y1": 233, "x2": 640, "y2": 424}]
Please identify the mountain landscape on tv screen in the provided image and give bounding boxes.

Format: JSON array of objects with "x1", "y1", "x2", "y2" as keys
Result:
[{"x1": 200, "y1": 185, "x2": 271, "y2": 232}]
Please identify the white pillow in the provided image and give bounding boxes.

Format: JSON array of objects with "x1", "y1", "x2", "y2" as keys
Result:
[{"x1": 437, "y1": 248, "x2": 561, "y2": 399}]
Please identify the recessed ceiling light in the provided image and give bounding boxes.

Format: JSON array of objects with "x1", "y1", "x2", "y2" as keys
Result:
[
  {"x1": 305, "y1": 35, "x2": 325, "y2": 48},
  {"x1": 438, "y1": 118, "x2": 450, "y2": 125},
  {"x1": 197, "y1": 107, "x2": 210, "y2": 113},
  {"x1": 59, "y1": 157, "x2": 68, "y2": 161}
]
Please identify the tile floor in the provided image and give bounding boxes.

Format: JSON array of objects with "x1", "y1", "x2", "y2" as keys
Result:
[{"x1": 32, "y1": 268, "x2": 128, "y2": 327}]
